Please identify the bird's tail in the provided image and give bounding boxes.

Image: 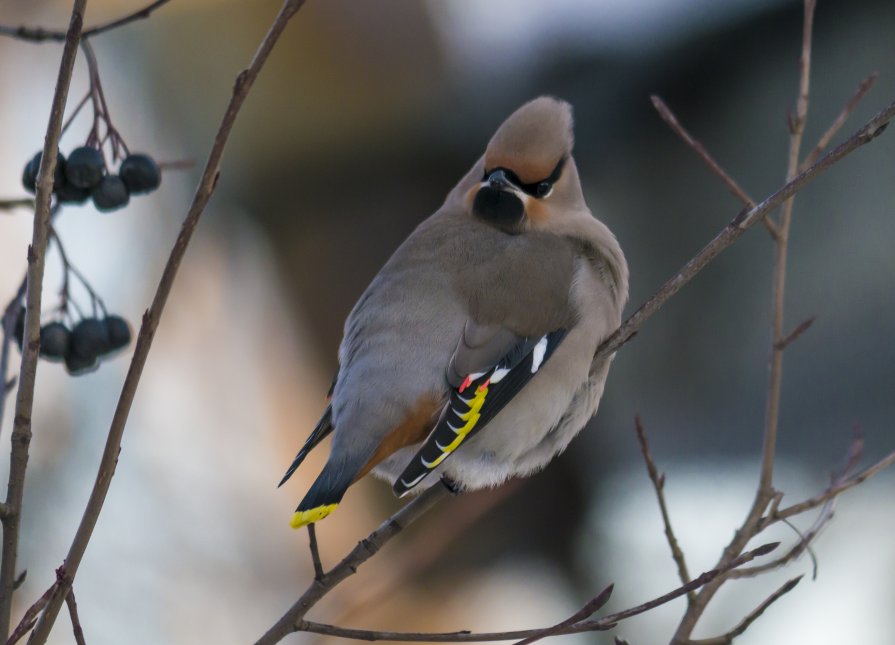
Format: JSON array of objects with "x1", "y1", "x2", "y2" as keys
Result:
[{"x1": 290, "y1": 456, "x2": 356, "y2": 529}]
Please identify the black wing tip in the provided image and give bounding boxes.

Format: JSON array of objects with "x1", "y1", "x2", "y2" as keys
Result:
[{"x1": 277, "y1": 450, "x2": 308, "y2": 488}]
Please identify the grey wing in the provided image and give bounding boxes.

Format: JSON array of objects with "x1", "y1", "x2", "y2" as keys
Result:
[{"x1": 446, "y1": 321, "x2": 526, "y2": 388}]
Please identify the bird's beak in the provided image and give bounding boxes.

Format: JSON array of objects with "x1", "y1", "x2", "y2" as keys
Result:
[{"x1": 486, "y1": 168, "x2": 515, "y2": 192}]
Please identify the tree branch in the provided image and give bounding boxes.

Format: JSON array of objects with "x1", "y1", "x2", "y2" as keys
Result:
[
  {"x1": 671, "y1": 2, "x2": 819, "y2": 640},
  {"x1": 0, "y1": 0, "x2": 172, "y2": 43},
  {"x1": 23, "y1": 1, "x2": 308, "y2": 643},
  {"x1": 770, "y1": 448, "x2": 895, "y2": 524},
  {"x1": 688, "y1": 576, "x2": 802, "y2": 645},
  {"x1": 307, "y1": 523, "x2": 324, "y2": 581},
  {"x1": 593, "y1": 92, "x2": 894, "y2": 367},
  {"x1": 255, "y1": 482, "x2": 452, "y2": 645},
  {"x1": 0, "y1": 1, "x2": 87, "y2": 639},
  {"x1": 0, "y1": 200, "x2": 35, "y2": 212},
  {"x1": 802, "y1": 72, "x2": 879, "y2": 169},
  {"x1": 277, "y1": 543, "x2": 779, "y2": 644},
  {"x1": 634, "y1": 417, "x2": 694, "y2": 604}
]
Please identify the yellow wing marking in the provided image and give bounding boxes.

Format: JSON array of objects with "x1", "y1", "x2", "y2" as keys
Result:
[{"x1": 423, "y1": 384, "x2": 489, "y2": 469}]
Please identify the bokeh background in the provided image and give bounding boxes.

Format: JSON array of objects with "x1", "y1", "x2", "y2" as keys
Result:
[{"x1": 1, "y1": 0, "x2": 893, "y2": 643}]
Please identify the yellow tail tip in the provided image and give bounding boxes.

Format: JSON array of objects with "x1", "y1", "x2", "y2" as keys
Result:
[{"x1": 290, "y1": 504, "x2": 338, "y2": 529}]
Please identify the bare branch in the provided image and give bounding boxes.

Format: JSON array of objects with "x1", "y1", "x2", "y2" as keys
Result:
[
  {"x1": 5, "y1": 582, "x2": 56, "y2": 645},
  {"x1": 802, "y1": 73, "x2": 879, "y2": 169},
  {"x1": 307, "y1": 524, "x2": 324, "y2": 581},
  {"x1": 772, "y1": 449, "x2": 895, "y2": 523},
  {"x1": 649, "y1": 95, "x2": 782, "y2": 239},
  {"x1": 63, "y1": 589, "x2": 86, "y2": 645},
  {"x1": 24, "y1": 2, "x2": 308, "y2": 642},
  {"x1": 593, "y1": 93, "x2": 895, "y2": 366},
  {"x1": 689, "y1": 576, "x2": 802, "y2": 645},
  {"x1": 774, "y1": 316, "x2": 815, "y2": 350},
  {"x1": 0, "y1": 1, "x2": 87, "y2": 638},
  {"x1": 284, "y1": 543, "x2": 780, "y2": 644},
  {"x1": 670, "y1": 2, "x2": 818, "y2": 641},
  {"x1": 512, "y1": 585, "x2": 613, "y2": 645},
  {"x1": 0, "y1": 200, "x2": 35, "y2": 212},
  {"x1": 0, "y1": 1, "x2": 172, "y2": 43},
  {"x1": 634, "y1": 417, "x2": 694, "y2": 603},
  {"x1": 650, "y1": 95, "x2": 755, "y2": 208},
  {"x1": 255, "y1": 482, "x2": 451, "y2": 645}
]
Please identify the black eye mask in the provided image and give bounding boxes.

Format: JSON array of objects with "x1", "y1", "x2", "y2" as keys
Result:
[{"x1": 482, "y1": 155, "x2": 566, "y2": 198}]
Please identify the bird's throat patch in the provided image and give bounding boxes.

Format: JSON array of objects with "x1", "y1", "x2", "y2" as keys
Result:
[{"x1": 472, "y1": 186, "x2": 524, "y2": 233}]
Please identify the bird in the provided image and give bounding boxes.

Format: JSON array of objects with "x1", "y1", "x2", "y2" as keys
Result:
[{"x1": 279, "y1": 96, "x2": 629, "y2": 528}]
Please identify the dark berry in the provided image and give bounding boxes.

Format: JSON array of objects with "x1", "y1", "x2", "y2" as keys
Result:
[
  {"x1": 91, "y1": 175, "x2": 130, "y2": 212},
  {"x1": 64, "y1": 350, "x2": 99, "y2": 376},
  {"x1": 119, "y1": 154, "x2": 161, "y2": 194},
  {"x1": 22, "y1": 151, "x2": 67, "y2": 194},
  {"x1": 55, "y1": 179, "x2": 91, "y2": 204},
  {"x1": 70, "y1": 318, "x2": 111, "y2": 359},
  {"x1": 39, "y1": 322, "x2": 71, "y2": 361},
  {"x1": 65, "y1": 146, "x2": 106, "y2": 189},
  {"x1": 103, "y1": 315, "x2": 132, "y2": 352}
]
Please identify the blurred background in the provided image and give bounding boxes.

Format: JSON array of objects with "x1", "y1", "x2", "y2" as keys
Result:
[{"x1": 1, "y1": 0, "x2": 893, "y2": 643}]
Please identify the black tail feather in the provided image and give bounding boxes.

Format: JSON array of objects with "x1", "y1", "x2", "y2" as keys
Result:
[{"x1": 278, "y1": 405, "x2": 334, "y2": 487}]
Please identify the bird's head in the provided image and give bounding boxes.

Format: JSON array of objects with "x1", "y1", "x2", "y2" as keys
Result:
[{"x1": 467, "y1": 96, "x2": 582, "y2": 234}]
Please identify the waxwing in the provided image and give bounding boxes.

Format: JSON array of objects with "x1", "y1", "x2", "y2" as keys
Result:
[{"x1": 280, "y1": 96, "x2": 629, "y2": 528}]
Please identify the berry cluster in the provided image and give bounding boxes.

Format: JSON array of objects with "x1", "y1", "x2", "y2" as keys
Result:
[
  {"x1": 13, "y1": 308, "x2": 132, "y2": 376},
  {"x1": 22, "y1": 147, "x2": 160, "y2": 212}
]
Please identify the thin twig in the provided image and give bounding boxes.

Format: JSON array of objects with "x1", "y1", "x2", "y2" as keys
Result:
[
  {"x1": 774, "y1": 316, "x2": 815, "y2": 350},
  {"x1": 256, "y1": 483, "x2": 451, "y2": 645},
  {"x1": 63, "y1": 589, "x2": 86, "y2": 645},
  {"x1": 634, "y1": 417, "x2": 693, "y2": 604},
  {"x1": 731, "y1": 504, "x2": 833, "y2": 579},
  {"x1": 689, "y1": 577, "x2": 802, "y2": 645},
  {"x1": 24, "y1": 2, "x2": 308, "y2": 643},
  {"x1": 512, "y1": 585, "x2": 613, "y2": 645},
  {"x1": 802, "y1": 73, "x2": 879, "y2": 169},
  {"x1": 0, "y1": 200, "x2": 35, "y2": 212},
  {"x1": 307, "y1": 524, "x2": 324, "y2": 581},
  {"x1": 0, "y1": 0, "x2": 172, "y2": 43},
  {"x1": 670, "y1": 2, "x2": 817, "y2": 641},
  {"x1": 649, "y1": 95, "x2": 781, "y2": 239},
  {"x1": 285, "y1": 544, "x2": 780, "y2": 644},
  {"x1": 4, "y1": 581, "x2": 57, "y2": 645},
  {"x1": 771, "y1": 449, "x2": 895, "y2": 523},
  {"x1": 0, "y1": 1, "x2": 87, "y2": 639},
  {"x1": 593, "y1": 94, "x2": 895, "y2": 367}
]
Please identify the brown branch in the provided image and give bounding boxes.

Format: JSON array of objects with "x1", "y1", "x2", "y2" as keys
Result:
[
  {"x1": 0, "y1": 0, "x2": 172, "y2": 43},
  {"x1": 634, "y1": 417, "x2": 693, "y2": 604},
  {"x1": 650, "y1": 95, "x2": 755, "y2": 207},
  {"x1": 63, "y1": 589, "x2": 86, "y2": 645},
  {"x1": 802, "y1": 73, "x2": 879, "y2": 169},
  {"x1": 689, "y1": 576, "x2": 802, "y2": 645},
  {"x1": 670, "y1": 1, "x2": 817, "y2": 641},
  {"x1": 512, "y1": 585, "x2": 613, "y2": 645},
  {"x1": 255, "y1": 482, "x2": 451, "y2": 645},
  {"x1": 774, "y1": 316, "x2": 815, "y2": 350},
  {"x1": 285, "y1": 543, "x2": 779, "y2": 644},
  {"x1": 649, "y1": 95, "x2": 781, "y2": 239},
  {"x1": 0, "y1": 1, "x2": 87, "y2": 639},
  {"x1": 771, "y1": 449, "x2": 895, "y2": 523},
  {"x1": 4, "y1": 581, "x2": 56, "y2": 645},
  {"x1": 593, "y1": 94, "x2": 894, "y2": 367},
  {"x1": 307, "y1": 523, "x2": 324, "y2": 581},
  {"x1": 0, "y1": 200, "x2": 35, "y2": 212},
  {"x1": 24, "y1": 1, "x2": 308, "y2": 643}
]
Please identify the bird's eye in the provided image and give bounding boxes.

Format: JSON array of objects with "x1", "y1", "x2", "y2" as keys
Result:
[{"x1": 536, "y1": 182, "x2": 552, "y2": 198}]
